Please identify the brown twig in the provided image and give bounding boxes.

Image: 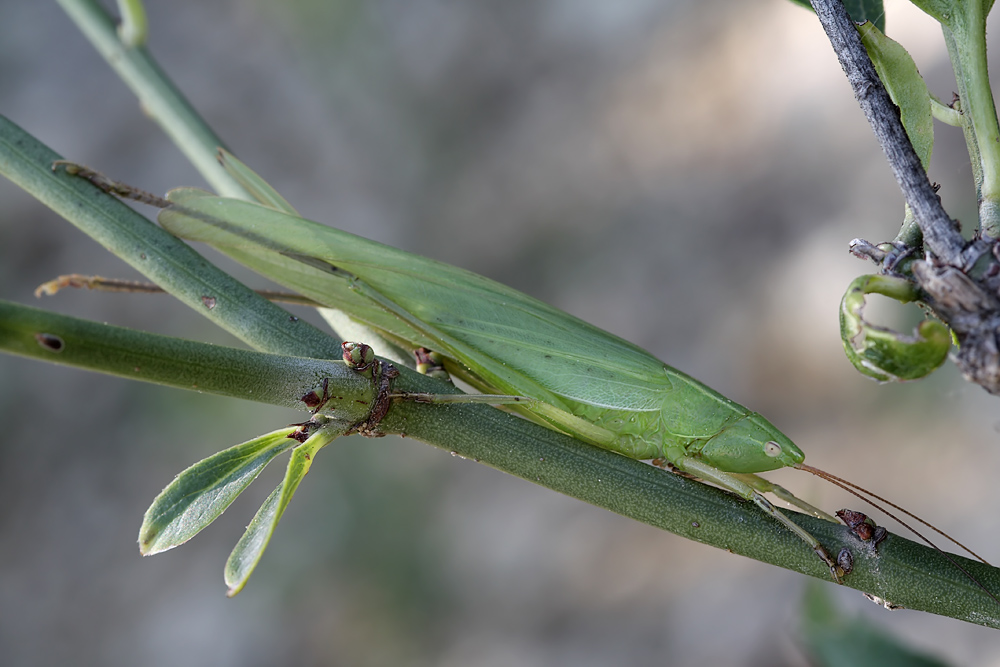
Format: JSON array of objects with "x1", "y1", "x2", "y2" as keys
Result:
[{"x1": 809, "y1": 0, "x2": 965, "y2": 264}]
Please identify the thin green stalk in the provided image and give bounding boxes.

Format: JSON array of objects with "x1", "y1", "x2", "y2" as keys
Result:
[
  {"x1": 930, "y1": 95, "x2": 963, "y2": 127},
  {"x1": 0, "y1": 113, "x2": 341, "y2": 359},
  {"x1": 944, "y1": 27, "x2": 984, "y2": 205},
  {"x1": 0, "y1": 299, "x2": 371, "y2": 420},
  {"x1": 893, "y1": 205, "x2": 922, "y2": 248},
  {"x1": 942, "y1": 5, "x2": 1000, "y2": 237},
  {"x1": 1, "y1": 297, "x2": 998, "y2": 626},
  {"x1": 56, "y1": 0, "x2": 247, "y2": 198}
]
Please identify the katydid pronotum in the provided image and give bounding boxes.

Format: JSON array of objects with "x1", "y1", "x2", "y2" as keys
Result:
[{"x1": 54, "y1": 160, "x2": 996, "y2": 594}]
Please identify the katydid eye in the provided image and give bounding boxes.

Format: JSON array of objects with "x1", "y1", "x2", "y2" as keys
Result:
[{"x1": 764, "y1": 441, "x2": 782, "y2": 458}]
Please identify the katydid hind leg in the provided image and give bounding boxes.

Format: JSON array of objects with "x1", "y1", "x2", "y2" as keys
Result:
[
  {"x1": 678, "y1": 457, "x2": 841, "y2": 580},
  {"x1": 732, "y1": 472, "x2": 839, "y2": 523}
]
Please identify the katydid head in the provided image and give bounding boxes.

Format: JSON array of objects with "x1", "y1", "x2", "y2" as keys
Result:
[{"x1": 698, "y1": 412, "x2": 804, "y2": 473}]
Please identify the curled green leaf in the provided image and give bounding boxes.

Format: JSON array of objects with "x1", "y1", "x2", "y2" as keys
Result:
[
  {"x1": 138, "y1": 428, "x2": 298, "y2": 555},
  {"x1": 840, "y1": 274, "x2": 951, "y2": 382}
]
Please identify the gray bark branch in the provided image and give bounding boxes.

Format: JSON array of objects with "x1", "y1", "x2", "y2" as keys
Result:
[{"x1": 809, "y1": 0, "x2": 965, "y2": 264}]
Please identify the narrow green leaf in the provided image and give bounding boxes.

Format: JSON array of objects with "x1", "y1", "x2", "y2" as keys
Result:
[
  {"x1": 217, "y1": 148, "x2": 298, "y2": 215},
  {"x1": 224, "y1": 423, "x2": 344, "y2": 596},
  {"x1": 801, "y1": 583, "x2": 951, "y2": 666},
  {"x1": 138, "y1": 428, "x2": 298, "y2": 555},
  {"x1": 858, "y1": 21, "x2": 934, "y2": 169},
  {"x1": 787, "y1": 0, "x2": 886, "y2": 33},
  {"x1": 840, "y1": 274, "x2": 950, "y2": 381}
]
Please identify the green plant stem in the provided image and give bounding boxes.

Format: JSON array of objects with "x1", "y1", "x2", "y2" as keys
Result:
[
  {"x1": 0, "y1": 113, "x2": 341, "y2": 359},
  {"x1": 0, "y1": 300, "x2": 372, "y2": 421},
  {"x1": 1, "y1": 297, "x2": 999, "y2": 626},
  {"x1": 945, "y1": 28, "x2": 985, "y2": 207},
  {"x1": 56, "y1": 0, "x2": 247, "y2": 198},
  {"x1": 946, "y1": 8, "x2": 1000, "y2": 237},
  {"x1": 894, "y1": 205, "x2": 922, "y2": 248},
  {"x1": 930, "y1": 95, "x2": 963, "y2": 126}
]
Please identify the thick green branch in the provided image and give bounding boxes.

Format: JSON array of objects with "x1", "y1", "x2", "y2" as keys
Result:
[
  {"x1": 0, "y1": 300, "x2": 370, "y2": 419},
  {"x1": 2, "y1": 298, "x2": 998, "y2": 626}
]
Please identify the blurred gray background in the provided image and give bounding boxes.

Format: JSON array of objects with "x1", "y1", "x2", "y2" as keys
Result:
[{"x1": 2, "y1": 0, "x2": 1000, "y2": 664}]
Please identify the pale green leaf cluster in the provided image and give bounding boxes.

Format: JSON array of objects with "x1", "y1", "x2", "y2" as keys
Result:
[
  {"x1": 224, "y1": 422, "x2": 344, "y2": 596},
  {"x1": 139, "y1": 429, "x2": 299, "y2": 555}
]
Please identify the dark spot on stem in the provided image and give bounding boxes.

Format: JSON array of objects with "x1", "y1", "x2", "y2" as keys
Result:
[
  {"x1": 34, "y1": 333, "x2": 64, "y2": 352},
  {"x1": 872, "y1": 526, "x2": 888, "y2": 550},
  {"x1": 837, "y1": 548, "x2": 854, "y2": 575},
  {"x1": 301, "y1": 391, "x2": 323, "y2": 408}
]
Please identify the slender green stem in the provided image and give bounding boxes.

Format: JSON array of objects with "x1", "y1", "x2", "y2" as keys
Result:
[
  {"x1": 56, "y1": 0, "x2": 248, "y2": 198},
  {"x1": 945, "y1": 6, "x2": 1000, "y2": 237},
  {"x1": 893, "y1": 205, "x2": 922, "y2": 248},
  {"x1": 930, "y1": 95, "x2": 963, "y2": 127},
  {"x1": 0, "y1": 300, "x2": 371, "y2": 420},
  {"x1": 945, "y1": 27, "x2": 984, "y2": 206},
  {"x1": 0, "y1": 113, "x2": 341, "y2": 359},
  {"x1": 2, "y1": 297, "x2": 997, "y2": 625}
]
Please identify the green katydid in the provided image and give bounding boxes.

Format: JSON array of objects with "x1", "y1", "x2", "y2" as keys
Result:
[{"x1": 55, "y1": 160, "x2": 993, "y2": 587}]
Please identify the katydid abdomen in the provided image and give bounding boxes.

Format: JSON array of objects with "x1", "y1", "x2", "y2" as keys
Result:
[{"x1": 160, "y1": 189, "x2": 805, "y2": 477}]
